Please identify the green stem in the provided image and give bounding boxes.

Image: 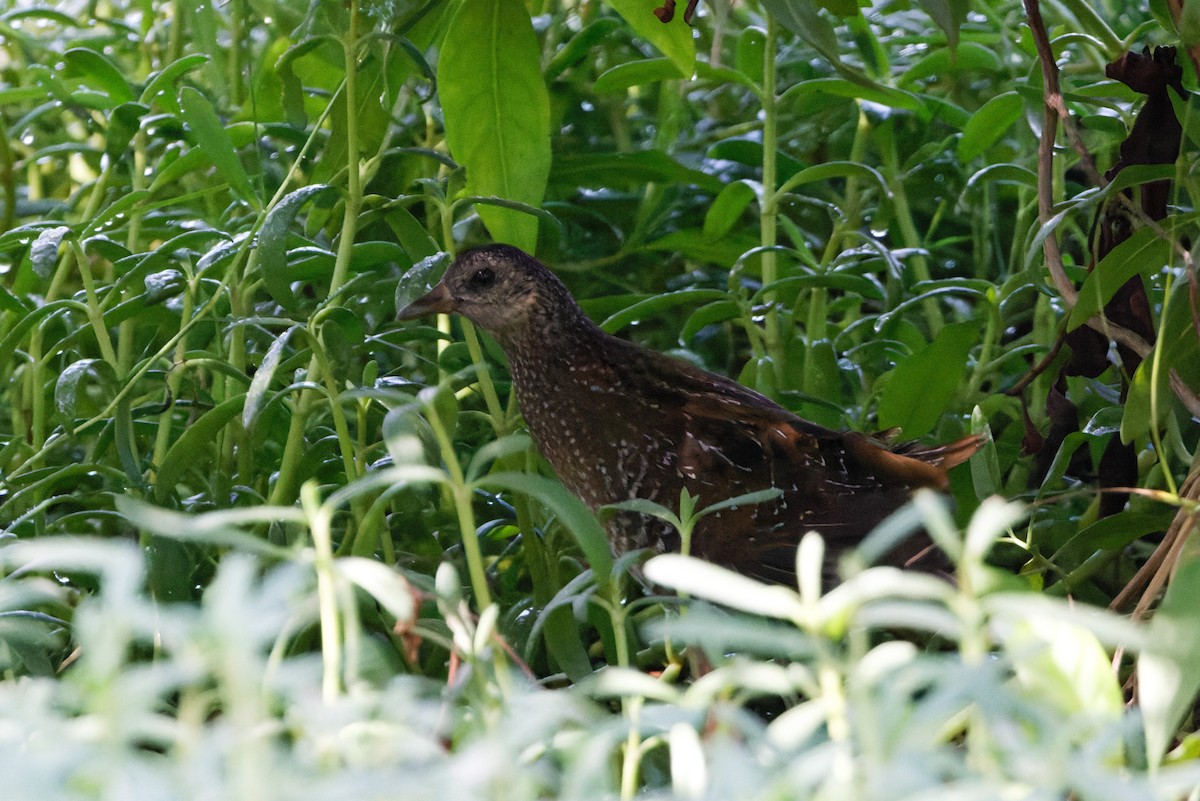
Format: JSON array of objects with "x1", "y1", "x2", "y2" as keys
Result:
[
  {"x1": 72, "y1": 242, "x2": 120, "y2": 370},
  {"x1": 460, "y1": 321, "x2": 508, "y2": 432},
  {"x1": 877, "y1": 119, "x2": 943, "y2": 334},
  {"x1": 270, "y1": 5, "x2": 366, "y2": 506},
  {"x1": 758, "y1": 16, "x2": 782, "y2": 390},
  {"x1": 424, "y1": 395, "x2": 493, "y2": 609},
  {"x1": 149, "y1": 275, "x2": 196, "y2": 482},
  {"x1": 304, "y1": 483, "x2": 343, "y2": 701}
]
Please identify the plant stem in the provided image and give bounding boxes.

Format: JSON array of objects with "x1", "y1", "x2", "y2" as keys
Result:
[
  {"x1": 271, "y1": 3, "x2": 366, "y2": 507},
  {"x1": 304, "y1": 483, "x2": 343, "y2": 701},
  {"x1": 759, "y1": 16, "x2": 783, "y2": 391}
]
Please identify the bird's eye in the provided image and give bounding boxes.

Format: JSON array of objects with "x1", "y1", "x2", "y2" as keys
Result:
[{"x1": 467, "y1": 267, "x2": 495, "y2": 289}]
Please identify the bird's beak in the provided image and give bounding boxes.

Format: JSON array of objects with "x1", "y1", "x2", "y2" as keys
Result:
[{"x1": 397, "y1": 280, "x2": 455, "y2": 320}]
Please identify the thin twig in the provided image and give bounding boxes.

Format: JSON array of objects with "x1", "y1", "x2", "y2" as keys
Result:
[
  {"x1": 1024, "y1": 0, "x2": 1079, "y2": 307},
  {"x1": 1111, "y1": 469, "x2": 1200, "y2": 616}
]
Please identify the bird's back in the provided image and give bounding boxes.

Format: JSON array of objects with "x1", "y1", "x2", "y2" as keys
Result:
[{"x1": 508, "y1": 326, "x2": 976, "y2": 584}]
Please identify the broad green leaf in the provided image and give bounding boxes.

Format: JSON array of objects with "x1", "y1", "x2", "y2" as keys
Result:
[
  {"x1": 641, "y1": 229, "x2": 759, "y2": 267},
  {"x1": 179, "y1": 87, "x2": 259, "y2": 206},
  {"x1": 957, "y1": 91, "x2": 1024, "y2": 162},
  {"x1": 777, "y1": 161, "x2": 891, "y2": 202},
  {"x1": 0, "y1": 299, "x2": 88, "y2": 373},
  {"x1": 1054, "y1": 505, "x2": 1178, "y2": 566},
  {"x1": 105, "y1": 102, "x2": 149, "y2": 160},
  {"x1": 1007, "y1": 615, "x2": 1124, "y2": 722},
  {"x1": 440, "y1": 0, "x2": 550, "y2": 252},
  {"x1": 1068, "y1": 228, "x2": 1169, "y2": 330},
  {"x1": 603, "y1": 0, "x2": 696, "y2": 75},
  {"x1": 680, "y1": 299, "x2": 743, "y2": 344},
  {"x1": 761, "y1": 273, "x2": 886, "y2": 303},
  {"x1": 877, "y1": 320, "x2": 978, "y2": 437},
  {"x1": 258, "y1": 184, "x2": 337, "y2": 312},
  {"x1": 594, "y1": 57, "x2": 685, "y2": 93},
  {"x1": 1141, "y1": 557, "x2": 1200, "y2": 767}
]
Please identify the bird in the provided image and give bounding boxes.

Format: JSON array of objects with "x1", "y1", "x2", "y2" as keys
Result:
[{"x1": 398, "y1": 244, "x2": 983, "y2": 586}]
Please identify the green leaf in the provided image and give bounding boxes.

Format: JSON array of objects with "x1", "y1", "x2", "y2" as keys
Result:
[
  {"x1": 546, "y1": 17, "x2": 623, "y2": 81},
  {"x1": 154, "y1": 395, "x2": 247, "y2": 503},
  {"x1": 779, "y1": 77, "x2": 925, "y2": 116},
  {"x1": 644, "y1": 554, "x2": 806, "y2": 620},
  {"x1": 760, "y1": 0, "x2": 886, "y2": 90},
  {"x1": 1068, "y1": 228, "x2": 1169, "y2": 330},
  {"x1": 258, "y1": 184, "x2": 337, "y2": 312},
  {"x1": 1122, "y1": 276, "x2": 1200, "y2": 443},
  {"x1": 877, "y1": 320, "x2": 978, "y2": 437},
  {"x1": 30, "y1": 225, "x2": 70, "y2": 279},
  {"x1": 477, "y1": 471, "x2": 613, "y2": 581},
  {"x1": 898, "y1": 41, "x2": 1005, "y2": 88},
  {"x1": 106, "y1": 102, "x2": 149, "y2": 161},
  {"x1": 704, "y1": 180, "x2": 759, "y2": 241},
  {"x1": 440, "y1": 0, "x2": 550, "y2": 252},
  {"x1": 1141, "y1": 556, "x2": 1200, "y2": 767},
  {"x1": 641, "y1": 229, "x2": 759, "y2": 266},
  {"x1": 244, "y1": 325, "x2": 300, "y2": 429},
  {"x1": 777, "y1": 161, "x2": 891, "y2": 202},
  {"x1": 603, "y1": 0, "x2": 696, "y2": 75},
  {"x1": 335, "y1": 557, "x2": 416, "y2": 624},
  {"x1": 680, "y1": 299, "x2": 742, "y2": 343},
  {"x1": 963, "y1": 162, "x2": 1036, "y2": 193},
  {"x1": 707, "y1": 138, "x2": 807, "y2": 182},
  {"x1": 957, "y1": 91, "x2": 1024, "y2": 162},
  {"x1": 735, "y1": 26, "x2": 766, "y2": 82},
  {"x1": 1004, "y1": 614, "x2": 1124, "y2": 726},
  {"x1": 553, "y1": 150, "x2": 723, "y2": 192},
  {"x1": 116, "y1": 496, "x2": 297, "y2": 559},
  {"x1": 63, "y1": 47, "x2": 135, "y2": 104},
  {"x1": 141, "y1": 53, "x2": 209, "y2": 115},
  {"x1": 54, "y1": 358, "x2": 116, "y2": 418},
  {"x1": 594, "y1": 57, "x2": 685, "y2": 93},
  {"x1": 179, "y1": 86, "x2": 259, "y2": 207},
  {"x1": 917, "y1": 0, "x2": 968, "y2": 51}
]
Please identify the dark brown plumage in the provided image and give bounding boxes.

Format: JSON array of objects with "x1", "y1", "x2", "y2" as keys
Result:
[{"x1": 398, "y1": 244, "x2": 982, "y2": 585}]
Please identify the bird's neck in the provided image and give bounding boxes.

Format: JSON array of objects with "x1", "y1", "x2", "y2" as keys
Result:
[{"x1": 501, "y1": 304, "x2": 612, "y2": 388}]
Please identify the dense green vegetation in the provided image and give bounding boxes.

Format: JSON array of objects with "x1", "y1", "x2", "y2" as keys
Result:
[{"x1": 1, "y1": 0, "x2": 1199, "y2": 797}]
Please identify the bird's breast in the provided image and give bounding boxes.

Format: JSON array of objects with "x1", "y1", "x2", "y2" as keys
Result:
[{"x1": 509, "y1": 357, "x2": 680, "y2": 509}]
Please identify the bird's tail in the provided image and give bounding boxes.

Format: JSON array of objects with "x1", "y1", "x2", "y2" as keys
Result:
[{"x1": 846, "y1": 432, "x2": 987, "y2": 490}]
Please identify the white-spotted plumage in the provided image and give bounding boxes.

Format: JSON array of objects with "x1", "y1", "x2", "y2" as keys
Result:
[{"x1": 398, "y1": 245, "x2": 983, "y2": 585}]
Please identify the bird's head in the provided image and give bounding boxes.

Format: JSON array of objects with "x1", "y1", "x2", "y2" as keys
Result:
[{"x1": 397, "y1": 245, "x2": 579, "y2": 341}]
